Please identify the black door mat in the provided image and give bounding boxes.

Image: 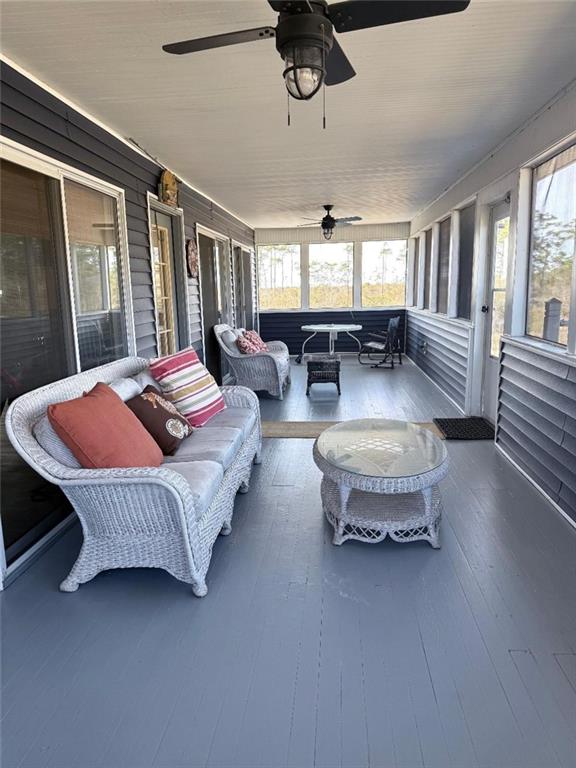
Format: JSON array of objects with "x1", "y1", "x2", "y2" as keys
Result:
[{"x1": 433, "y1": 417, "x2": 495, "y2": 440}]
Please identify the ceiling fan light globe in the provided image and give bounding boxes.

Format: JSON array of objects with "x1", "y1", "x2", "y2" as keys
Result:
[
  {"x1": 322, "y1": 227, "x2": 333, "y2": 241},
  {"x1": 282, "y1": 44, "x2": 325, "y2": 100}
]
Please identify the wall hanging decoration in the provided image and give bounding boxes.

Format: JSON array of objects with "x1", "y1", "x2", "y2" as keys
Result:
[
  {"x1": 186, "y1": 235, "x2": 199, "y2": 279},
  {"x1": 159, "y1": 170, "x2": 179, "y2": 207}
]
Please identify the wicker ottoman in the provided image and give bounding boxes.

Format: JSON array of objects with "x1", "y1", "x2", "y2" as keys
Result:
[{"x1": 306, "y1": 354, "x2": 341, "y2": 396}]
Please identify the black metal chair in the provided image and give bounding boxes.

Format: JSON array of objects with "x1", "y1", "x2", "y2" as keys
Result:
[{"x1": 358, "y1": 316, "x2": 402, "y2": 369}]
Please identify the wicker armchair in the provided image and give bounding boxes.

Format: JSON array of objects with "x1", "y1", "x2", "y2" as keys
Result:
[
  {"x1": 5, "y1": 357, "x2": 262, "y2": 597},
  {"x1": 214, "y1": 324, "x2": 291, "y2": 399}
]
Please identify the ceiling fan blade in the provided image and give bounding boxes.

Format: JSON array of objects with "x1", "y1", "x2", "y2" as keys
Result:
[
  {"x1": 335, "y1": 216, "x2": 362, "y2": 224},
  {"x1": 268, "y1": 1, "x2": 315, "y2": 13},
  {"x1": 327, "y1": 1, "x2": 471, "y2": 34},
  {"x1": 297, "y1": 222, "x2": 322, "y2": 227},
  {"x1": 163, "y1": 26, "x2": 275, "y2": 55},
  {"x1": 325, "y1": 37, "x2": 356, "y2": 86}
]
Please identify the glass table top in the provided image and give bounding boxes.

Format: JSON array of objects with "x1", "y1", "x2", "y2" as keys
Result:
[{"x1": 316, "y1": 419, "x2": 447, "y2": 478}]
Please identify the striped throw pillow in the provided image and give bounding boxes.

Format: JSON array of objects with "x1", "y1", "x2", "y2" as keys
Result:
[{"x1": 149, "y1": 349, "x2": 225, "y2": 427}]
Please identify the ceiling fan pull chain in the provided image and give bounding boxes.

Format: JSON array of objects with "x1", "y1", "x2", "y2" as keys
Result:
[
  {"x1": 322, "y1": 23, "x2": 327, "y2": 130},
  {"x1": 287, "y1": 90, "x2": 291, "y2": 127}
]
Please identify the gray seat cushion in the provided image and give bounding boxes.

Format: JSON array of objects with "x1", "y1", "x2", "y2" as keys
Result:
[
  {"x1": 109, "y1": 377, "x2": 142, "y2": 401},
  {"x1": 33, "y1": 416, "x2": 81, "y2": 468},
  {"x1": 220, "y1": 329, "x2": 240, "y2": 353},
  {"x1": 205, "y1": 406, "x2": 256, "y2": 439},
  {"x1": 163, "y1": 426, "x2": 243, "y2": 470},
  {"x1": 133, "y1": 369, "x2": 158, "y2": 391},
  {"x1": 165, "y1": 460, "x2": 223, "y2": 520}
]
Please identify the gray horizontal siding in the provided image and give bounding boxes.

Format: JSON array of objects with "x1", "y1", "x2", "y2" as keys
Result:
[
  {"x1": 405, "y1": 310, "x2": 471, "y2": 410},
  {"x1": 259, "y1": 310, "x2": 406, "y2": 356},
  {"x1": 497, "y1": 339, "x2": 576, "y2": 524},
  {"x1": 1, "y1": 61, "x2": 254, "y2": 364}
]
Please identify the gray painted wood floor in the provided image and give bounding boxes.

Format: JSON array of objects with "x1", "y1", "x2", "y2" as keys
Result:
[{"x1": 2, "y1": 358, "x2": 576, "y2": 768}]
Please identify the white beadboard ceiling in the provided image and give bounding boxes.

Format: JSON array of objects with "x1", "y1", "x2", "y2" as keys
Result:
[{"x1": 2, "y1": 0, "x2": 576, "y2": 229}]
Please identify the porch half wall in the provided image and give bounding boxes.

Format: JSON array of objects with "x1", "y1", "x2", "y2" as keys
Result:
[
  {"x1": 0, "y1": 61, "x2": 254, "y2": 362},
  {"x1": 259, "y1": 309, "x2": 406, "y2": 356},
  {"x1": 497, "y1": 339, "x2": 576, "y2": 525},
  {"x1": 405, "y1": 310, "x2": 471, "y2": 412}
]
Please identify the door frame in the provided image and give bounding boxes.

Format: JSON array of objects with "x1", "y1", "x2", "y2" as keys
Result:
[
  {"x1": 466, "y1": 169, "x2": 519, "y2": 417},
  {"x1": 146, "y1": 193, "x2": 191, "y2": 353},
  {"x1": 231, "y1": 239, "x2": 257, "y2": 330},
  {"x1": 480, "y1": 198, "x2": 511, "y2": 422},
  {"x1": 196, "y1": 224, "x2": 232, "y2": 356}
]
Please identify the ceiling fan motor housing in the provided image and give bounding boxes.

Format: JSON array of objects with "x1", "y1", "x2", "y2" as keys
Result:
[{"x1": 276, "y1": 7, "x2": 334, "y2": 100}]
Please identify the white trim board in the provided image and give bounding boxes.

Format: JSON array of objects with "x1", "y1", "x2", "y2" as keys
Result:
[{"x1": 255, "y1": 222, "x2": 411, "y2": 245}]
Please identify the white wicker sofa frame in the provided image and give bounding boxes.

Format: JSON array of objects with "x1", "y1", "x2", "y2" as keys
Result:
[
  {"x1": 214, "y1": 324, "x2": 291, "y2": 399},
  {"x1": 5, "y1": 357, "x2": 262, "y2": 597}
]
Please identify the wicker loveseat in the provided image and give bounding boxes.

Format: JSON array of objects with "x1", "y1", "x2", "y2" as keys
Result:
[
  {"x1": 5, "y1": 356, "x2": 262, "y2": 597},
  {"x1": 214, "y1": 324, "x2": 291, "y2": 399}
]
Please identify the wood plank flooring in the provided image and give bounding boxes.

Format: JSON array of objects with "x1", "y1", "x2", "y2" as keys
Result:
[{"x1": 2, "y1": 358, "x2": 575, "y2": 768}]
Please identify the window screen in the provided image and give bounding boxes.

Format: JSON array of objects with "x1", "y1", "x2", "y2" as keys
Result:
[
  {"x1": 257, "y1": 244, "x2": 301, "y2": 310},
  {"x1": 457, "y1": 204, "x2": 476, "y2": 319},
  {"x1": 436, "y1": 217, "x2": 451, "y2": 314},
  {"x1": 423, "y1": 229, "x2": 432, "y2": 309},
  {"x1": 412, "y1": 236, "x2": 420, "y2": 305},
  {"x1": 527, "y1": 144, "x2": 575, "y2": 346}
]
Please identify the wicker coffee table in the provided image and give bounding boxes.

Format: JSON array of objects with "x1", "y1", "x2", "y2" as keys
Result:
[{"x1": 313, "y1": 419, "x2": 448, "y2": 548}]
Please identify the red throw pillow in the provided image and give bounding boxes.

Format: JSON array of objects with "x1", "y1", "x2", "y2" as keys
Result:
[
  {"x1": 126, "y1": 386, "x2": 192, "y2": 455},
  {"x1": 47, "y1": 382, "x2": 163, "y2": 469},
  {"x1": 236, "y1": 334, "x2": 261, "y2": 355},
  {"x1": 244, "y1": 330, "x2": 269, "y2": 352}
]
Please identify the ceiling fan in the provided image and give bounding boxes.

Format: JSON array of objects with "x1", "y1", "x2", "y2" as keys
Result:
[
  {"x1": 163, "y1": 0, "x2": 471, "y2": 102},
  {"x1": 298, "y1": 204, "x2": 362, "y2": 239}
]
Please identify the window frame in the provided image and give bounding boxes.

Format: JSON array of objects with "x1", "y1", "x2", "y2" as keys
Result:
[
  {"x1": 1, "y1": 137, "x2": 137, "y2": 371},
  {"x1": 257, "y1": 237, "x2": 409, "y2": 312},
  {"x1": 524, "y1": 143, "x2": 576, "y2": 352}
]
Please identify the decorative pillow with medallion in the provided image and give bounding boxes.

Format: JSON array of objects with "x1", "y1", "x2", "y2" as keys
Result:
[{"x1": 126, "y1": 386, "x2": 192, "y2": 455}]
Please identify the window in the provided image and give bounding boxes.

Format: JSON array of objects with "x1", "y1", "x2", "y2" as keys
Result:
[
  {"x1": 412, "y1": 236, "x2": 420, "y2": 305},
  {"x1": 64, "y1": 179, "x2": 128, "y2": 370},
  {"x1": 150, "y1": 208, "x2": 180, "y2": 357},
  {"x1": 309, "y1": 242, "x2": 353, "y2": 308},
  {"x1": 490, "y1": 212, "x2": 510, "y2": 357},
  {"x1": 423, "y1": 230, "x2": 432, "y2": 309},
  {"x1": 527, "y1": 144, "x2": 575, "y2": 346},
  {"x1": 436, "y1": 217, "x2": 451, "y2": 314},
  {"x1": 457, "y1": 204, "x2": 476, "y2": 319},
  {"x1": 361, "y1": 240, "x2": 407, "y2": 307},
  {"x1": 258, "y1": 244, "x2": 301, "y2": 310}
]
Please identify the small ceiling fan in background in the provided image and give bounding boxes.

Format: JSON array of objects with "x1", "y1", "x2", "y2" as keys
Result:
[
  {"x1": 163, "y1": 1, "x2": 471, "y2": 102},
  {"x1": 298, "y1": 204, "x2": 362, "y2": 239}
]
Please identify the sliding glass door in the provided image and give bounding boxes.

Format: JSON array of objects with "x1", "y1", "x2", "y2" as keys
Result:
[
  {"x1": 1, "y1": 147, "x2": 133, "y2": 569},
  {"x1": 1, "y1": 160, "x2": 75, "y2": 563}
]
